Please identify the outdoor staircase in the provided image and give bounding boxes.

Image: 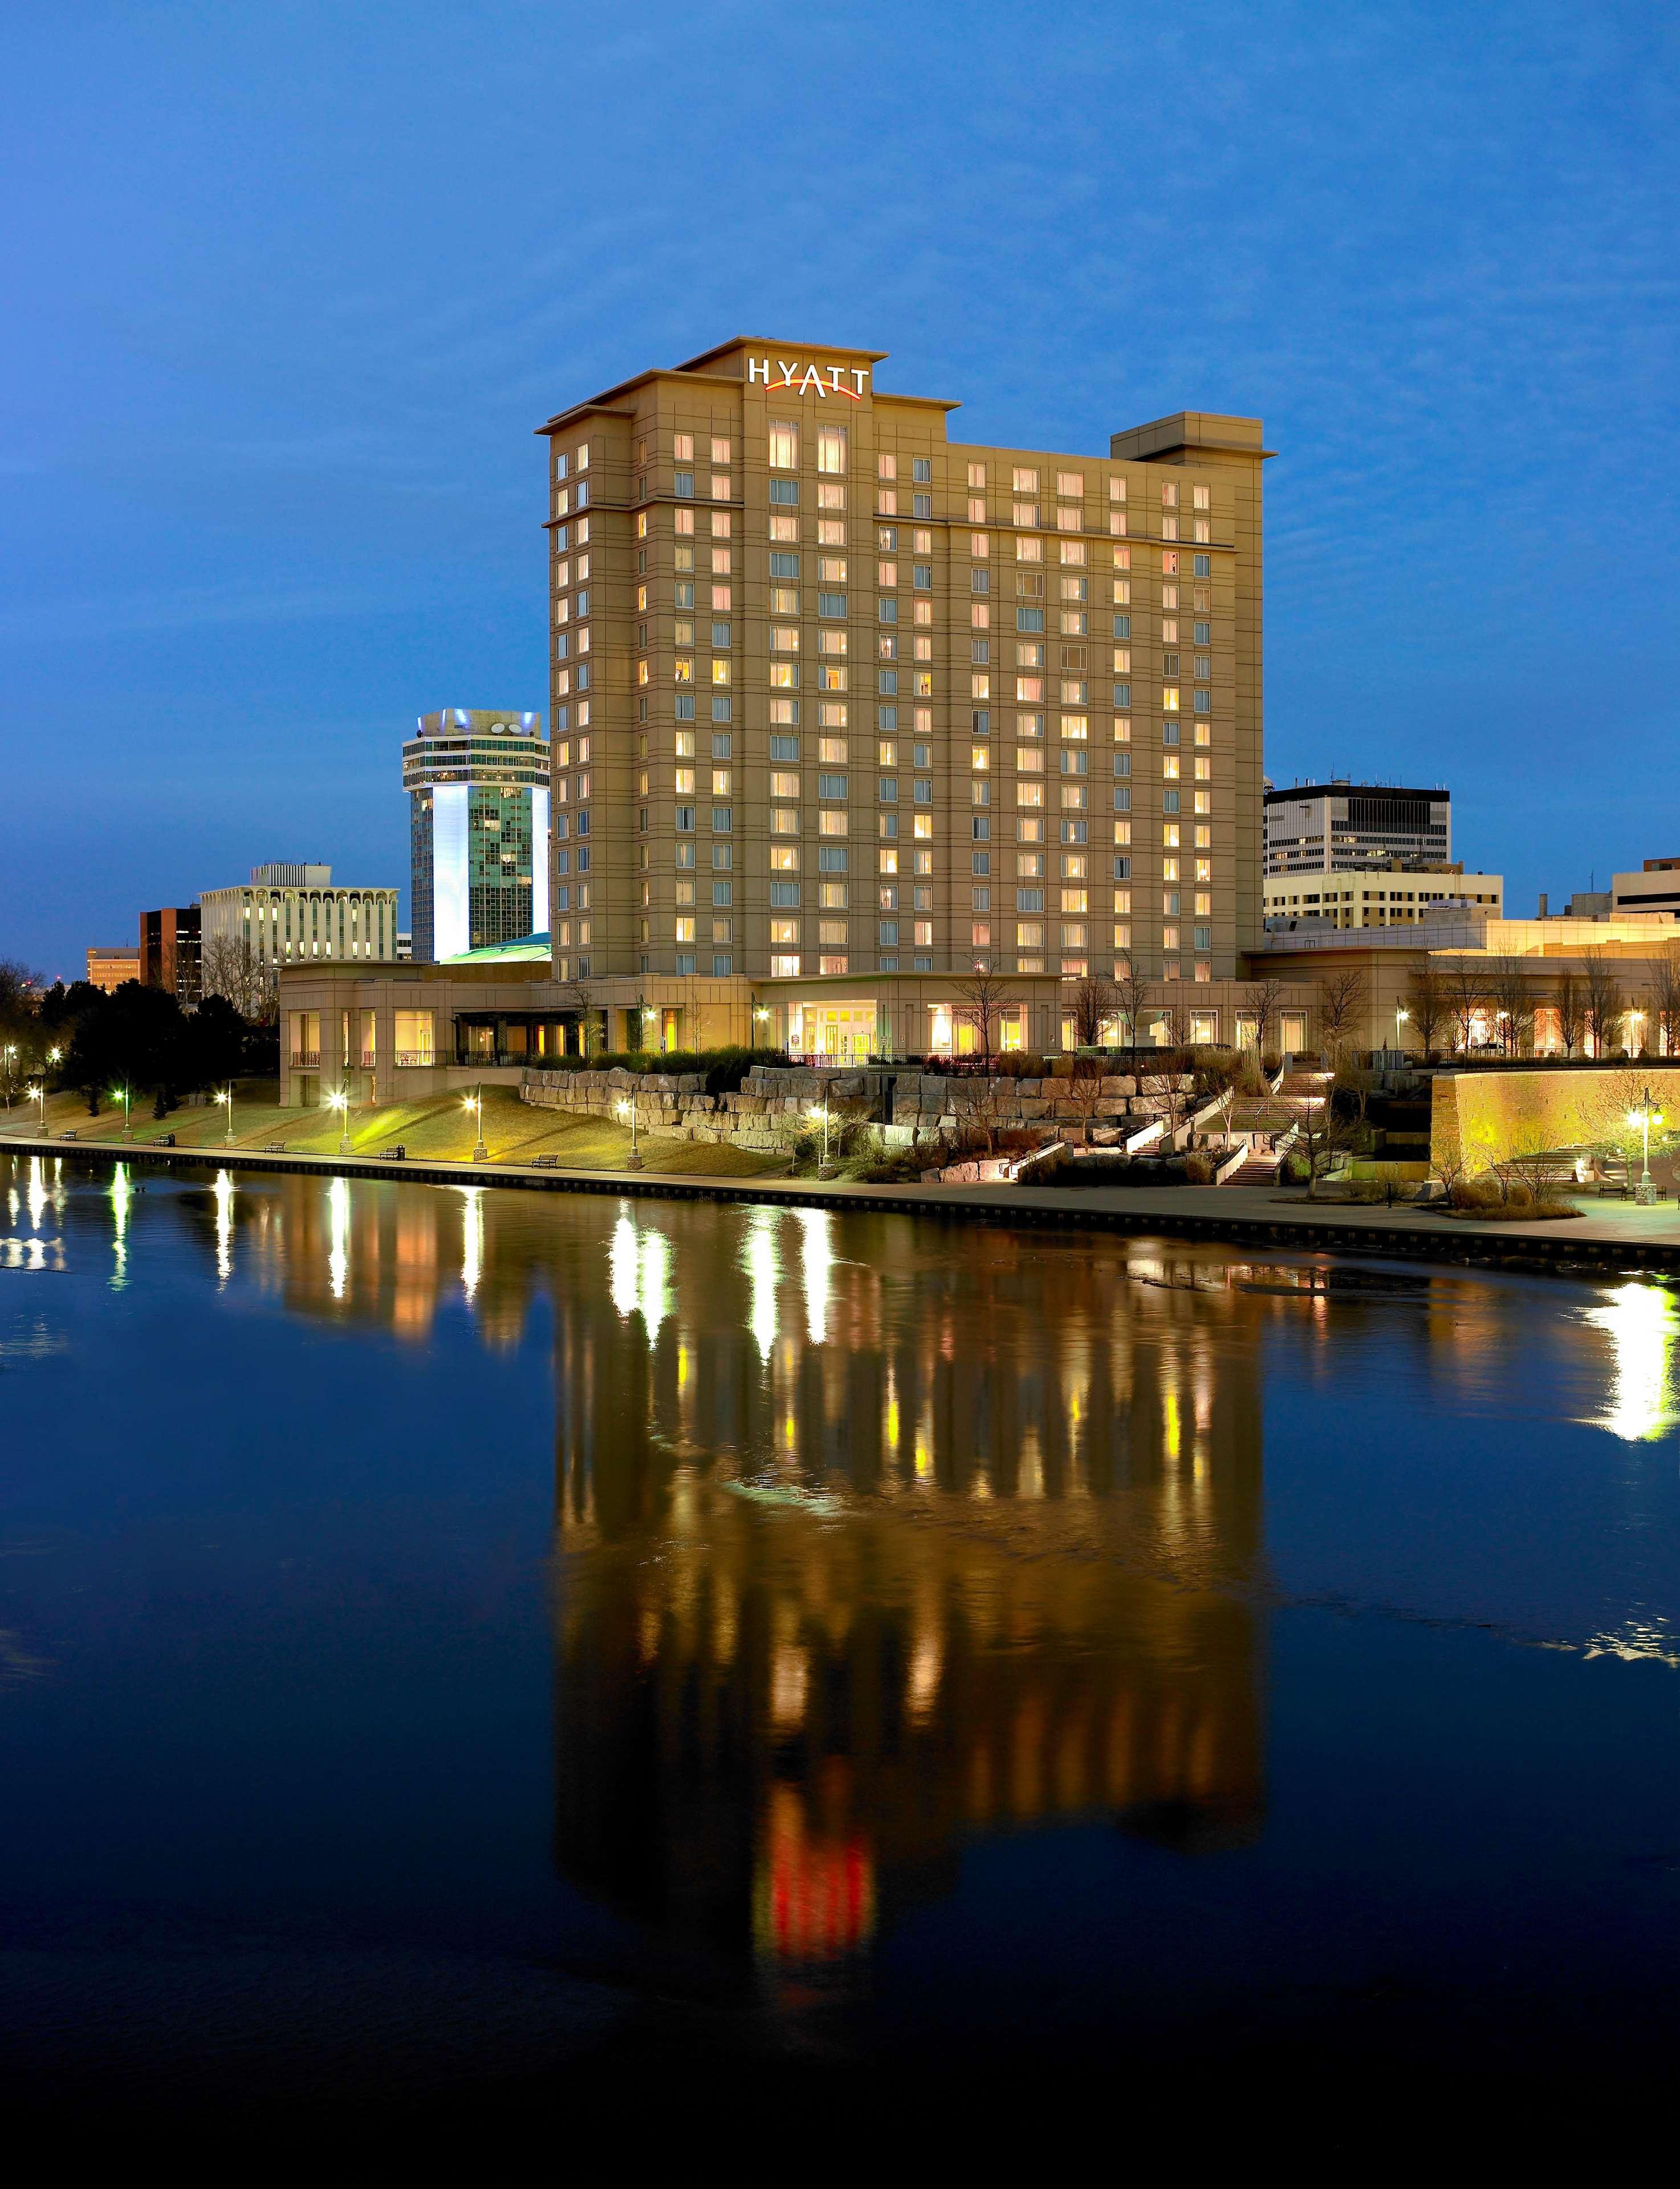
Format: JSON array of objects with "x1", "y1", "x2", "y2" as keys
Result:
[{"x1": 1224, "y1": 1147, "x2": 1280, "y2": 1187}]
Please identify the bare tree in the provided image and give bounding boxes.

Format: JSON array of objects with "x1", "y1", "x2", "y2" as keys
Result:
[
  {"x1": 1315, "y1": 966, "x2": 1369, "y2": 1067},
  {"x1": 965, "y1": 1074, "x2": 1014, "y2": 1159},
  {"x1": 1401, "y1": 960, "x2": 1447, "y2": 1059},
  {"x1": 200, "y1": 933, "x2": 274, "y2": 1022},
  {"x1": 1065, "y1": 1055, "x2": 1108, "y2": 1147},
  {"x1": 1581, "y1": 949, "x2": 1625, "y2": 1058},
  {"x1": 558, "y1": 976, "x2": 601, "y2": 1057},
  {"x1": 1486, "y1": 955, "x2": 1533, "y2": 1057},
  {"x1": 951, "y1": 968, "x2": 1020, "y2": 1067},
  {"x1": 1156, "y1": 989, "x2": 1192, "y2": 1054},
  {"x1": 1295, "y1": 1062, "x2": 1368, "y2": 1200},
  {"x1": 1553, "y1": 969, "x2": 1585, "y2": 1059},
  {"x1": 1443, "y1": 956, "x2": 1484, "y2": 1053},
  {"x1": 1649, "y1": 944, "x2": 1680, "y2": 1059},
  {"x1": 1240, "y1": 976, "x2": 1285, "y2": 1065},
  {"x1": 1068, "y1": 972, "x2": 1116, "y2": 1049},
  {"x1": 1111, "y1": 953, "x2": 1150, "y2": 1058}
]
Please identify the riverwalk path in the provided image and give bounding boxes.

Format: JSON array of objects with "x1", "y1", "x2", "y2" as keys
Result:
[{"x1": 5, "y1": 1126, "x2": 1678, "y2": 1279}]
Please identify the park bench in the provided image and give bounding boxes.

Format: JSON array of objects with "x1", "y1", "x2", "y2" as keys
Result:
[
  {"x1": 378, "y1": 1145, "x2": 406, "y2": 1160},
  {"x1": 58, "y1": 1130, "x2": 77, "y2": 1141},
  {"x1": 532, "y1": 1154, "x2": 559, "y2": 1168},
  {"x1": 157, "y1": 1133, "x2": 176, "y2": 1147},
  {"x1": 264, "y1": 1141, "x2": 286, "y2": 1153}
]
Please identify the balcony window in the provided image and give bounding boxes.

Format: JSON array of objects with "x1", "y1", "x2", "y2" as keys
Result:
[{"x1": 393, "y1": 1009, "x2": 434, "y2": 1067}]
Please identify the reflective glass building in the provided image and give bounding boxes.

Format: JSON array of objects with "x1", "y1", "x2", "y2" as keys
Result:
[{"x1": 404, "y1": 709, "x2": 550, "y2": 962}]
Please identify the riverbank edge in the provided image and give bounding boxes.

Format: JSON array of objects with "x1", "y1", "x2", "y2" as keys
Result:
[{"x1": 6, "y1": 1131, "x2": 1679, "y2": 1281}]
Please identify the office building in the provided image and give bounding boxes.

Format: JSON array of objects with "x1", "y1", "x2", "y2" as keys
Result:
[
  {"x1": 198, "y1": 864, "x2": 399, "y2": 984},
  {"x1": 139, "y1": 906, "x2": 200, "y2": 1004},
  {"x1": 404, "y1": 710, "x2": 549, "y2": 961},
  {"x1": 1610, "y1": 858, "x2": 1680, "y2": 917},
  {"x1": 1539, "y1": 859, "x2": 1680, "y2": 922},
  {"x1": 1264, "y1": 863, "x2": 1502, "y2": 930},
  {"x1": 1263, "y1": 781, "x2": 1450, "y2": 877},
  {"x1": 85, "y1": 945, "x2": 140, "y2": 992}
]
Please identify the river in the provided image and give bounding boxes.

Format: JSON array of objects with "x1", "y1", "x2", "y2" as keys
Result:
[{"x1": 0, "y1": 1152, "x2": 1673, "y2": 2137}]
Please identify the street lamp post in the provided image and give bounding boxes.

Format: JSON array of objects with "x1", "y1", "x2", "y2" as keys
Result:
[
  {"x1": 616, "y1": 1097, "x2": 643, "y2": 1170},
  {"x1": 28, "y1": 1081, "x2": 46, "y2": 1135},
  {"x1": 215, "y1": 1084, "x2": 235, "y2": 1145},
  {"x1": 2, "y1": 1044, "x2": 15, "y2": 1107},
  {"x1": 1628, "y1": 1086, "x2": 1663, "y2": 1206},
  {"x1": 809, "y1": 1086, "x2": 836, "y2": 1178},
  {"x1": 1394, "y1": 1004, "x2": 1409, "y2": 1059},
  {"x1": 326, "y1": 1087, "x2": 351, "y2": 1156},
  {"x1": 462, "y1": 1086, "x2": 487, "y2": 1163},
  {"x1": 113, "y1": 1085, "x2": 133, "y2": 1140}
]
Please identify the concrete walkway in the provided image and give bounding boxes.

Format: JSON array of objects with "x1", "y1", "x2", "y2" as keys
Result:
[{"x1": 5, "y1": 1127, "x2": 1678, "y2": 1277}]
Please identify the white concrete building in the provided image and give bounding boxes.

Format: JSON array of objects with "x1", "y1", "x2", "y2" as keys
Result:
[
  {"x1": 200, "y1": 863, "x2": 400, "y2": 977},
  {"x1": 1264, "y1": 866, "x2": 1502, "y2": 931}
]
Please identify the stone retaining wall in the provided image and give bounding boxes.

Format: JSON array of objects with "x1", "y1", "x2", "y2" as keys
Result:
[{"x1": 521, "y1": 1062, "x2": 1198, "y2": 1157}]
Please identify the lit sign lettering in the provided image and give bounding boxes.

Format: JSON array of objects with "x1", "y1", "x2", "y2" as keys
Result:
[{"x1": 747, "y1": 356, "x2": 870, "y2": 400}]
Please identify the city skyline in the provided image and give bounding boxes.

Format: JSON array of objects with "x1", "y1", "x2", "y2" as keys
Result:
[{"x1": 2, "y1": 2, "x2": 1676, "y2": 978}]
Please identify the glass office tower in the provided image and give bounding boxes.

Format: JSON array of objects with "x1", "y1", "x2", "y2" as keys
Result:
[{"x1": 404, "y1": 710, "x2": 549, "y2": 961}]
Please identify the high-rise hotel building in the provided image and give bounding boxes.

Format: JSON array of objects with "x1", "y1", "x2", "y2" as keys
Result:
[{"x1": 538, "y1": 339, "x2": 1268, "y2": 1055}]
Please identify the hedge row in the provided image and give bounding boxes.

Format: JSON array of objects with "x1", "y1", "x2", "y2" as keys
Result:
[{"x1": 532, "y1": 1045, "x2": 790, "y2": 1095}]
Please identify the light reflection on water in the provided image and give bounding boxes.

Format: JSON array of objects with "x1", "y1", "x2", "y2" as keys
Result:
[
  {"x1": 0, "y1": 1154, "x2": 1674, "y2": 2086},
  {"x1": 1578, "y1": 1281, "x2": 1680, "y2": 1443}
]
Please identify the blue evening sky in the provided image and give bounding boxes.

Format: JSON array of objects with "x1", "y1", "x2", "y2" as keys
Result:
[{"x1": 1, "y1": 1, "x2": 1675, "y2": 977}]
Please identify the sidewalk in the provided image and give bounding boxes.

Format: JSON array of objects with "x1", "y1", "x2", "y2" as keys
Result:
[{"x1": 5, "y1": 1128, "x2": 1678, "y2": 1277}]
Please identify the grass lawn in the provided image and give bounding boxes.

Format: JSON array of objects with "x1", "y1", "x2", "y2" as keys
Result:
[{"x1": 2, "y1": 1085, "x2": 784, "y2": 1178}]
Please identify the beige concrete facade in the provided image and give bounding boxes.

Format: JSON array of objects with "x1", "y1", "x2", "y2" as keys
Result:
[
  {"x1": 536, "y1": 341, "x2": 1270, "y2": 1030},
  {"x1": 276, "y1": 957, "x2": 1326, "y2": 1100},
  {"x1": 1264, "y1": 866, "x2": 1503, "y2": 929},
  {"x1": 1260, "y1": 917, "x2": 1680, "y2": 1057},
  {"x1": 86, "y1": 946, "x2": 140, "y2": 992}
]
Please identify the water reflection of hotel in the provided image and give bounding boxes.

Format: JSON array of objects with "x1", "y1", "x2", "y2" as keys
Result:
[{"x1": 548, "y1": 1204, "x2": 1270, "y2": 1987}]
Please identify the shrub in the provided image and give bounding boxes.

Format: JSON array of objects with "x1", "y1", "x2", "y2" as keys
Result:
[
  {"x1": 528, "y1": 1045, "x2": 787, "y2": 1095},
  {"x1": 1190, "y1": 1050, "x2": 1242, "y2": 1101},
  {"x1": 851, "y1": 1153, "x2": 923, "y2": 1184},
  {"x1": 1342, "y1": 1166, "x2": 1413, "y2": 1207},
  {"x1": 1183, "y1": 1151, "x2": 1217, "y2": 1183}
]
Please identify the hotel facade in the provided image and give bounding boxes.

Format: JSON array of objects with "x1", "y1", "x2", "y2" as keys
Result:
[{"x1": 539, "y1": 340, "x2": 1269, "y2": 1058}]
